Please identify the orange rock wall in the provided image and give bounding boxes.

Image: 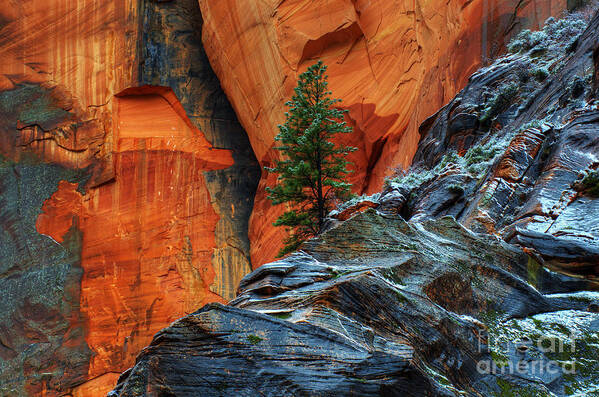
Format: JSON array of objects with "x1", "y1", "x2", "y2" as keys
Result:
[
  {"x1": 0, "y1": 1, "x2": 257, "y2": 396},
  {"x1": 1, "y1": 2, "x2": 140, "y2": 394},
  {"x1": 0, "y1": 0, "x2": 141, "y2": 186},
  {"x1": 0, "y1": 0, "x2": 139, "y2": 104},
  {"x1": 198, "y1": 0, "x2": 567, "y2": 267},
  {"x1": 35, "y1": 87, "x2": 233, "y2": 388}
]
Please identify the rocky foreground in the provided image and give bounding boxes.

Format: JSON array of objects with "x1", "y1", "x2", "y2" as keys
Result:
[
  {"x1": 111, "y1": 10, "x2": 599, "y2": 397},
  {"x1": 110, "y1": 209, "x2": 598, "y2": 396}
]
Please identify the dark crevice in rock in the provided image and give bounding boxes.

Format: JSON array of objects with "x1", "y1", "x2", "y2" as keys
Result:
[
  {"x1": 139, "y1": 0, "x2": 261, "y2": 300},
  {"x1": 365, "y1": 136, "x2": 387, "y2": 183}
]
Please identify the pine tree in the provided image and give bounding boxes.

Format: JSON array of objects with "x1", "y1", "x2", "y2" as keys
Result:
[{"x1": 266, "y1": 61, "x2": 356, "y2": 257}]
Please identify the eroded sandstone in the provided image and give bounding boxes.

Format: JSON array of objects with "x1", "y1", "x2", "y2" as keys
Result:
[
  {"x1": 110, "y1": 209, "x2": 599, "y2": 396},
  {"x1": 0, "y1": 1, "x2": 259, "y2": 395}
]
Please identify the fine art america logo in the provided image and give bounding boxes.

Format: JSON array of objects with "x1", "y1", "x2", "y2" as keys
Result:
[{"x1": 476, "y1": 332, "x2": 578, "y2": 376}]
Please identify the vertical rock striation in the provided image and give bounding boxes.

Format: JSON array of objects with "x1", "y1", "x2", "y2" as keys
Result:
[
  {"x1": 0, "y1": 1, "x2": 259, "y2": 395},
  {"x1": 0, "y1": 0, "x2": 580, "y2": 395}
]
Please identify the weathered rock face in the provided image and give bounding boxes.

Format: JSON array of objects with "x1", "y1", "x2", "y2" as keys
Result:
[
  {"x1": 33, "y1": 85, "x2": 235, "y2": 387},
  {"x1": 198, "y1": 0, "x2": 569, "y2": 266},
  {"x1": 0, "y1": 160, "x2": 91, "y2": 397},
  {"x1": 110, "y1": 209, "x2": 599, "y2": 396},
  {"x1": 409, "y1": 7, "x2": 599, "y2": 279},
  {"x1": 0, "y1": 1, "x2": 259, "y2": 396},
  {"x1": 111, "y1": 9, "x2": 599, "y2": 396}
]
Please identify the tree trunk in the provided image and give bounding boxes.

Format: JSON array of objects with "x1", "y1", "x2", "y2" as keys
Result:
[{"x1": 316, "y1": 145, "x2": 324, "y2": 233}]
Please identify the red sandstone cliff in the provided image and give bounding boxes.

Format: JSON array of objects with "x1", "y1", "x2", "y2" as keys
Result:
[
  {"x1": 33, "y1": 86, "x2": 233, "y2": 395},
  {"x1": 0, "y1": 1, "x2": 256, "y2": 396}
]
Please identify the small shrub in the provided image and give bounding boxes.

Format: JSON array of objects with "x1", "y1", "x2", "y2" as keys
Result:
[
  {"x1": 508, "y1": 14, "x2": 588, "y2": 55},
  {"x1": 270, "y1": 312, "x2": 292, "y2": 320},
  {"x1": 521, "y1": 119, "x2": 544, "y2": 131},
  {"x1": 336, "y1": 193, "x2": 380, "y2": 213},
  {"x1": 508, "y1": 29, "x2": 547, "y2": 53},
  {"x1": 479, "y1": 83, "x2": 519, "y2": 127},
  {"x1": 507, "y1": 41, "x2": 522, "y2": 54},
  {"x1": 247, "y1": 334, "x2": 263, "y2": 344},
  {"x1": 463, "y1": 138, "x2": 510, "y2": 176},
  {"x1": 533, "y1": 67, "x2": 549, "y2": 82},
  {"x1": 435, "y1": 152, "x2": 461, "y2": 171},
  {"x1": 507, "y1": 29, "x2": 531, "y2": 53},
  {"x1": 580, "y1": 170, "x2": 599, "y2": 197},
  {"x1": 464, "y1": 144, "x2": 502, "y2": 167},
  {"x1": 386, "y1": 151, "x2": 464, "y2": 193},
  {"x1": 542, "y1": 15, "x2": 587, "y2": 42},
  {"x1": 389, "y1": 136, "x2": 513, "y2": 193},
  {"x1": 529, "y1": 30, "x2": 548, "y2": 47},
  {"x1": 386, "y1": 168, "x2": 435, "y2": 190},
  {"x1": 388, "y1": 127, "x2": 520, "y2": 193}
]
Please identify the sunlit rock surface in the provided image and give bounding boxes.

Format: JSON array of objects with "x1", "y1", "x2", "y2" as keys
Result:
[{"x1": 33, "y1": 85, "x2": 233, "y2": 384}]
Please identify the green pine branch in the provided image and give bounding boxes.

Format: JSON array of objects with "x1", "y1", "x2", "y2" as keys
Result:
[{"x1": 265, "y1": 61, "x2": 356, "y2": 258}]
